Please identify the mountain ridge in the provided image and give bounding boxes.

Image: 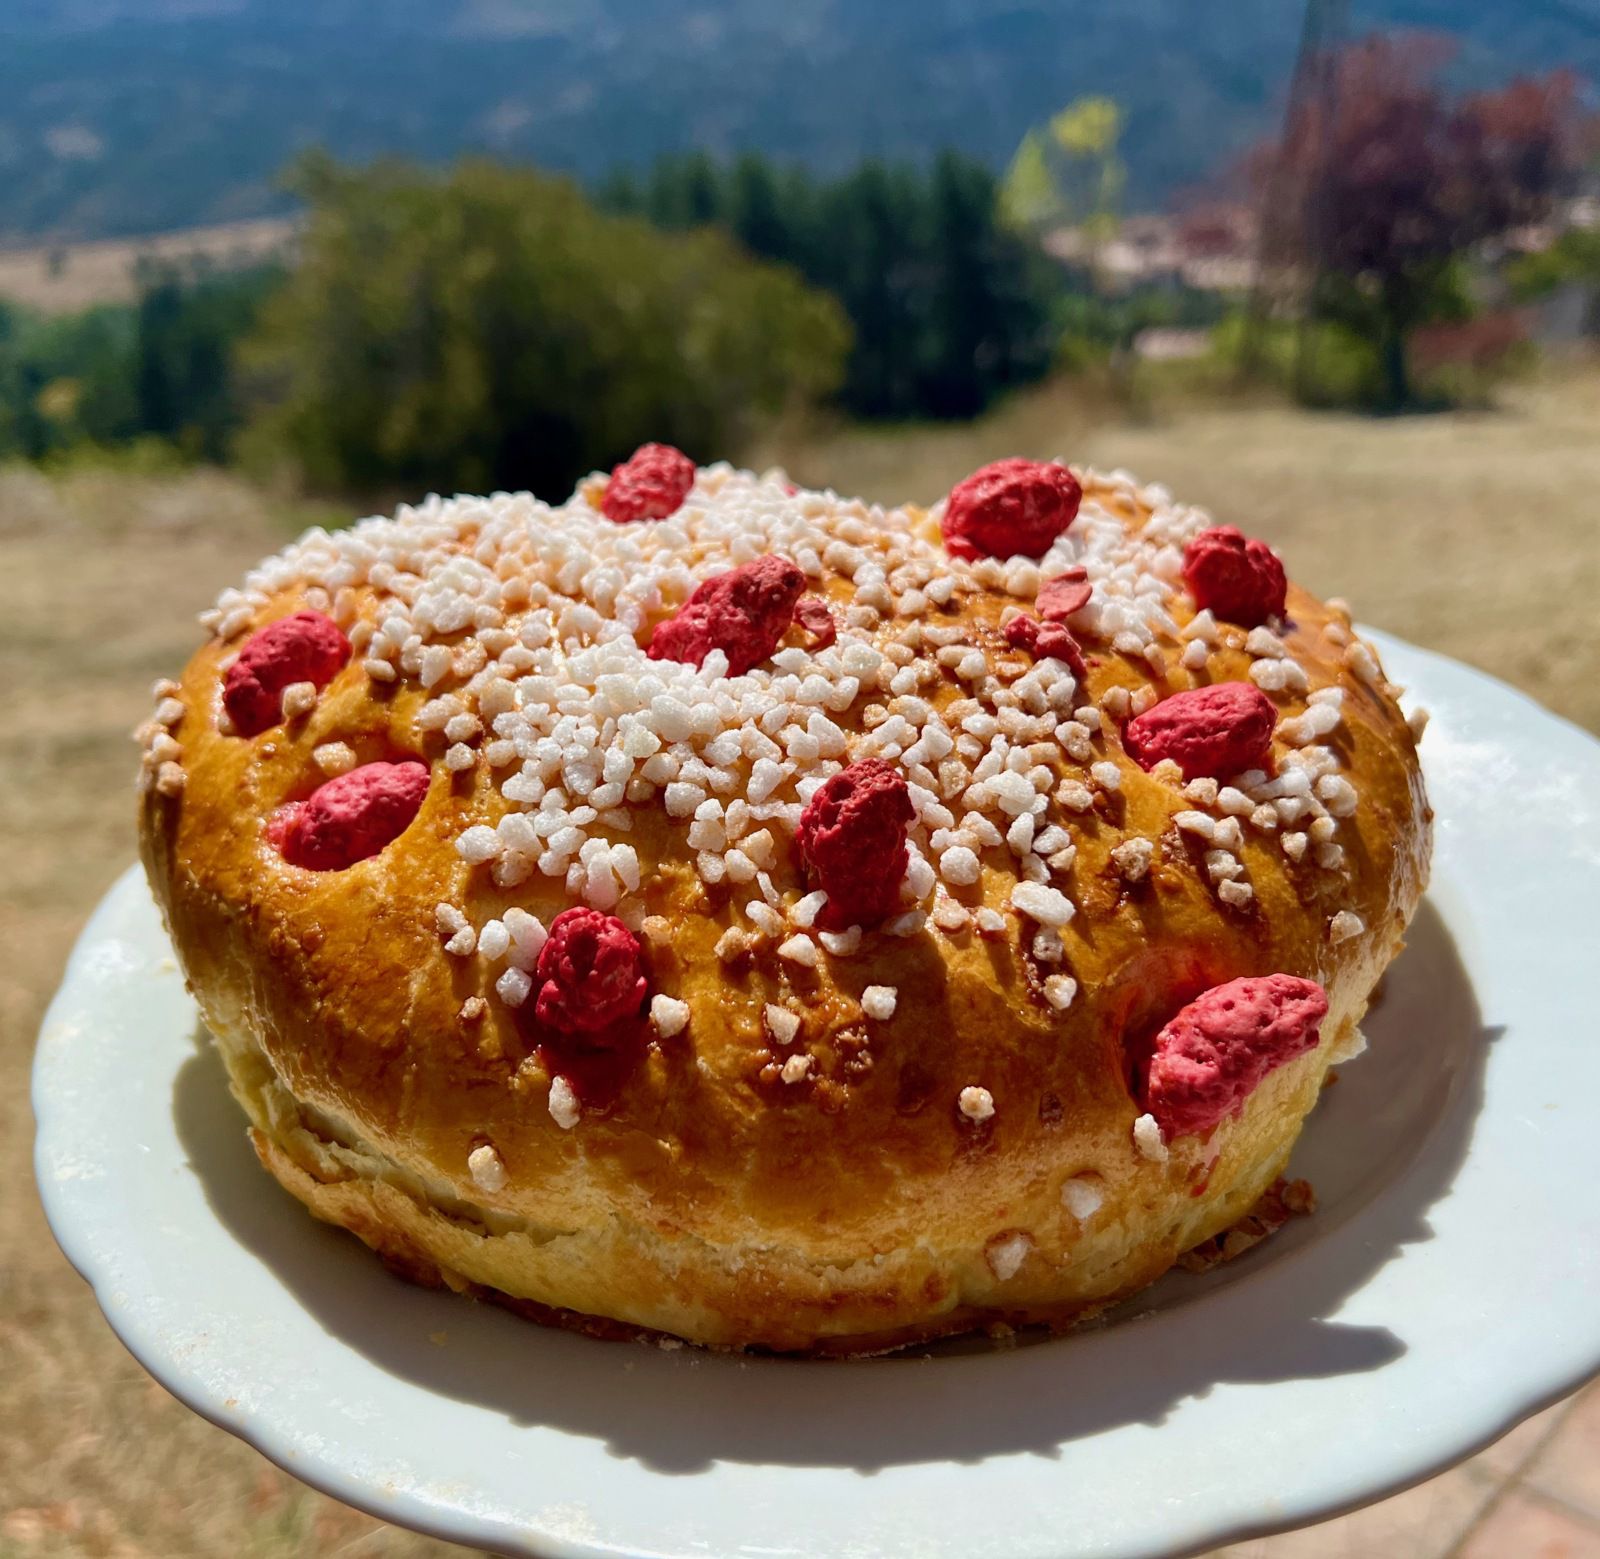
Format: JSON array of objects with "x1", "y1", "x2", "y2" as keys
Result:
[{"x1": 1, "y1": 0, "x2": 1595, "y2": 243}]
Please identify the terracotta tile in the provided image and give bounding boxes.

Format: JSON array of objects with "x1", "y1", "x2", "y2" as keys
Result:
[
  {"x1": 1457, "y1": 1490, "x2": 1600, "y2": 1559},
  {"x1": 1211, "y1": 1464, "x2": 1493, "y2": 1558},
  {"x1": 1465, "y1": 1395, "x2": 1576, "y2": 1482},
  {"x1": 1524, "y1": 1381, "x2": 1600, "y2": 1523}
]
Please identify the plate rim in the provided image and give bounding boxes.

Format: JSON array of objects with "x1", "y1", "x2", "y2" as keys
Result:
[{"x1": 32, "y1": 628, "x2": 1600, "y2": 1559}]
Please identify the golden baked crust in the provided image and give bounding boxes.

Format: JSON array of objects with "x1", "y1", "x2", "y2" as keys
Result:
[{"x1": 137, "y1": 464, "x2": 1431, "y2": 1352}]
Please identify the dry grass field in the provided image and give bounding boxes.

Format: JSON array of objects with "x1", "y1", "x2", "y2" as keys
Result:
[
  {"x1": 4, "y1": 372, "x2": 1598, "y2": 1557},
  {"x1": 0, "y1": 220, "x2": 297, "y2": 314}
]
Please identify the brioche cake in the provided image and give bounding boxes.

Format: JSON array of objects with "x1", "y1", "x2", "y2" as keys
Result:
[{"x1": 136, "y1": 445, "x2": 1431, "y2": 1353}]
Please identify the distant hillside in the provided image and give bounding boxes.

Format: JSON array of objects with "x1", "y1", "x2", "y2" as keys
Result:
[{"x1": 2, "y1": 0, "x2": 1596, "y2": 243}]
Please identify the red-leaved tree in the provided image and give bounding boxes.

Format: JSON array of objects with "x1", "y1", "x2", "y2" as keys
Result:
[{"x1": 1255, "y1": 35, "x2": 1580, "y2": 405}]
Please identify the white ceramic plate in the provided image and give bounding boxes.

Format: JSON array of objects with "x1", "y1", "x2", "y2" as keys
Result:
[{"x1": 34, "y1": 631, "x2": 1600, "y2": 1559}]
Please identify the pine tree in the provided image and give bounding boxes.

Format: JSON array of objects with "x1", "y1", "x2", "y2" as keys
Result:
[
  {"x1": 605, "y1": 148, "x2": 1058, "y2": 423},
  {"x1": 595, "y1": 167, "x2": 642, "y2": 215},
  {"x1": 728, "y1": 153, "x2": 788, "y2": 260},
  {"x1": 682, "y1": 151, "x2": 723, "y2": 227}
]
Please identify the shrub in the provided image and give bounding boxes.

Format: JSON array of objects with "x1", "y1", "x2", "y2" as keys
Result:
[{"x1": 244, "y1": 155, "x2": 851, "y2": 498}]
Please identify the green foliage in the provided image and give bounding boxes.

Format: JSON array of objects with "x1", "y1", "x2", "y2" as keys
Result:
[
  {"x1": 1220, "y1": 270, "x2": 1537, "y2": 412},
  {"x1": 0, "y1": 267, "x2": 278, "y2": 464},
  {"x1": 999, "y1": 133, "x2": 1065, "y2": 232},
  {"x1": 641, "y1": 150, "x2": 723, "y2": 231},
  {"x1": 132, "y1": 262, "x2": 282, "y2": 460},
  {"x1": 243, "y1": 156, "x2": 850, "y2": 498},
  {"x1": 1003, "y1": 96, "x2": 1126, "y2": 243},
  {"x1": 1214, "y1": 312, "x2": 1386, "y2": 407},
  {"x1": 1050, "y1": 98, "x2": 1122, "y2": 158},
  {"x1": 1313, "y1": 258, "x2": 1473, "y2": 342},
  {"x1": 1303, "y1": 261, "x2": 1503, "y2": 407},
  {"x1": 609, "y1": 150, "x2": 1058, "y2": 422},
  {"x1": 35, "y1": 435, "x2": 195, "y2": 479},
  {"x1": 1507, "y1": 227, "x2": 1600, "y2": 334},
  {"x1": 922, "y1": 152, "x2": 1060, "y2": 419},
  {"x1": 0, "y1": 298, "x2": 137, "y2": 460},
  {"x1": 1052, "y1": 285, "x2": 1226, "y2": 367}
]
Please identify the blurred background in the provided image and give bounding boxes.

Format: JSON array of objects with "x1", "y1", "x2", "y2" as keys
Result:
[{"x1": 3, "y1": 2, "x2": 1599, "y2": 1555}]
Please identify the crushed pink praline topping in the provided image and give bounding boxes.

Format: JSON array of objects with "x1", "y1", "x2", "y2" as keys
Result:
[
  {"x1": 601, "y1": 442, "x2": 697, "y2": 523},
  {"x1": 648, "y1": 553, "x2": 806, "y2": 676},
  {"x1": 534, "y1": 907, "x2": 648, "y2": 1037},
  {"x1": 1183, "y1": 525, "x2": 1287, "y2": 626},
  {"x1": 793, "y1": 594, "x2": 837, "y2": 648},
  {"x1": 1144, "y1": 974, "x2": 1329, "y2": 1137},
  {"x1": 795, "y1": 758, "x2": 914, "y2": 930},
  {"x1": 1037, "y1": 567, "x2": 1091, "y2": 622},
  {"x1": 223, "y1": 610, "x2": 351, "y2": 737},
  {"x1": 275, "y1": 759, "x2": 429, "y2": 870},
  {"x1": 1004, "y1": 612, "x2": 1088, "y2": 680},
  {"x1": 1123, "y1": 682, "x2": 1276, "y2": 781},
  {"x1": 941, "y1": 458, "x2": 1082, "y2": 560}
]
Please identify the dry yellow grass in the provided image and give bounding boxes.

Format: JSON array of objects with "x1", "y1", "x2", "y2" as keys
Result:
[
  {"x1": 4, "y1": 375, "x2": 1598, "y2": 1557},
  {"x1": 1, "y1": 468, "x2": 466, "y2": 1559},
  {"x1": 0, "y1": 220, "x2": 297, "y2": 315}
]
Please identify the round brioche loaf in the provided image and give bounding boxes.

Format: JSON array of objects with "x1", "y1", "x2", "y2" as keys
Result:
[{"x1": 137, "y1": 456, "x2": 1430, "y2": 1353}]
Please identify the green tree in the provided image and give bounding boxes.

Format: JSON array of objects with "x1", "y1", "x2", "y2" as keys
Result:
[
  {"x1": 814, "y1": 161, "x2": 927, "y2": 418},
  {"x1": 594, "y1": 167, "x2": 643, "y2": 216},
  {"x1": 774, "y1": 164, "x2": 823, "y2": 276},
  {"x1": 923, "y1": 152, "x2": 1057, "y2": 419},
  {"x1": 681, "y1": 151, "x2": 722, "y2": 227},
  {"x1": 642, "y1": 152, "x2": 725, "y2": 230},
  {"x1": 0, "y1": 300, "x2": 141, "y2": 458},
  {"x1": 612, "y1": 149, "x2": 1059, "y2": 423},
  {"x1": 129, "y1": 262, "x2": 281, "y2": 459},
  {"x1": 244, "y1": 155, "x2": 850, "y2": 497},
  {"x1": 925, "y1": 152, "x2": 994, "y2": 418},
  {"x1": 1001, "y1": 96, "x2": 1125, "y2": 246},
  {"x1": 999, "y1": 132, "x2": 1064, "y2": 231},
  {"x1": 727, "y1": 153, "x2": 790, "y2": 261},
  {"x1": 0, "y1": 300, "x2": 50, "y2": 459},
  {"x1": 0, "y1": 261, "x2": 279, "y2": 463}
]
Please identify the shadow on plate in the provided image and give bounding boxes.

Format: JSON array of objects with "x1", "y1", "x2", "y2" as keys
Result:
[{"x1": 172, "y1": 898, "x2": 1496, "y2": 1474}]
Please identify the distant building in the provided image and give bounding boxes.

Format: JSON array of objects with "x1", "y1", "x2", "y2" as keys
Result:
[{"x1": 1041, "y1": 205, "x2": 1258, "y2": 293}]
